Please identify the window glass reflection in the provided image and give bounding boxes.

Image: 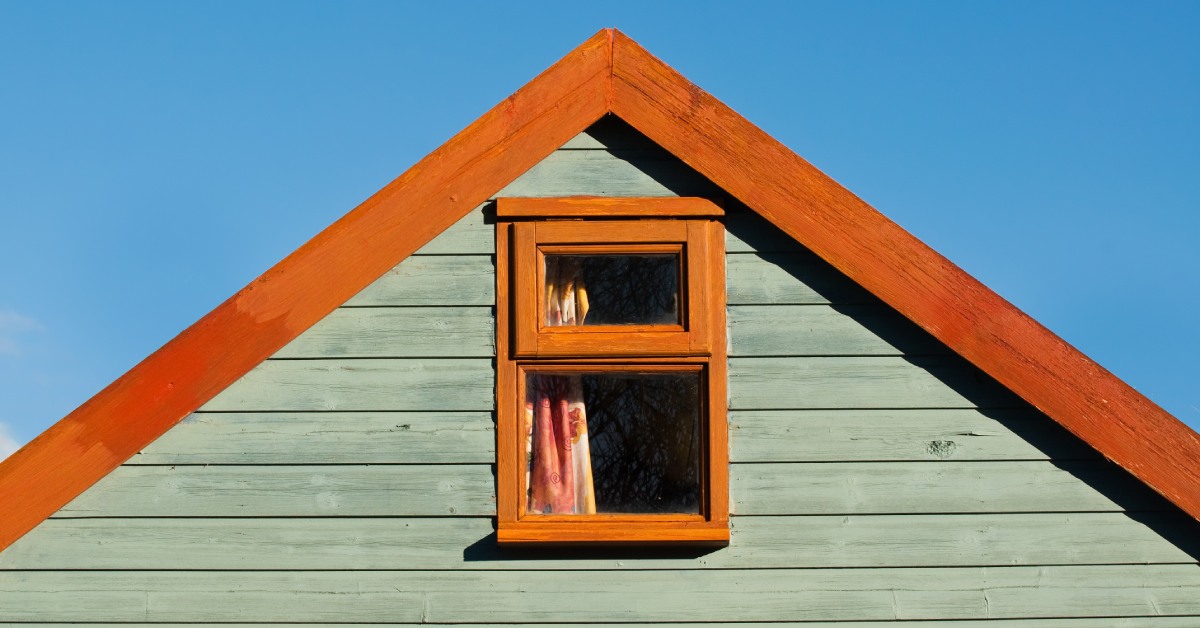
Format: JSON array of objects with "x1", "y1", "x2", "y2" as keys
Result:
[
  {"x1": 525, "y1": 371, "x2": 701, "y2": 515},
  {"x1": 544, "y1": 255, "x2": 680, "y2": 326}
]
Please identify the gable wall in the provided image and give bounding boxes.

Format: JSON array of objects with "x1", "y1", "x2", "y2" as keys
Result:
[{"x1": 2, "y1": 118, "x2": 1198, "y2": 624}]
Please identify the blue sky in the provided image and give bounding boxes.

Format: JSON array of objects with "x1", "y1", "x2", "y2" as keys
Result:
[{"x1": 0, "y1": 1, "x2": 1197, "y2": 457}]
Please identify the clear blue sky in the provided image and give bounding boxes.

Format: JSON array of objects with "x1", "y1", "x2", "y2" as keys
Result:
[{"x1": 1, "y1": 1, "x2": 1197, "y2": 456}]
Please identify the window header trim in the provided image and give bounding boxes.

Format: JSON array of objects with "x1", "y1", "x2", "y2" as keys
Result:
[{"x1": 497, "y1": 196, "x2": 724, "y2": 219}]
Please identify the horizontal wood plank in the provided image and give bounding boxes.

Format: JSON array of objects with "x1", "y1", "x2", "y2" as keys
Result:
[
  {"x1": 730, "y1": 408, "x2": 1097, "y2": 462},
  {"x1": 724, "y1": 512, "x2": 1199, "y2": 568},
  {"x1": 50, "y1": 460, "x2": 1166, "y2": 518},
  {"x1": 344, "y1": 255, "x2": 494, "y2": 306},
  {"x1": 132, "y1": 412, "x2": 494, "y2": 464},
  {"x1": 54, "y1": 465, "x2": 495, "y2": 517},
  {"x1": 3, "y1": 566, "x2": 1199, "y2": 621},
  {"x1": 497, "y1": 149, "x2": 719, "y2": 198},
  {"x1": 273, "y1": 307, "x2": 494, "y2": 358},
  {"x1": 411, "y1": 204, "x2": 494, "y2": 255},
  {"x1": 6, "y1": 513, "x2": 1195, "y2": 570},
  {"x1": 726, "y1": 251, "x2": 875, "y2": 305},
  {"x1": 729, "y1": 356, "x2": 1021, "y2": 410},
  {"x1": 7, "y1": 622, "x2": 1200, "y2": 628},
  {"x1": 729, "y1": 304, "x2": 947, "y2": 356},
  {"x1": 725, "y1": 209, "x2": 807, "y2": 253},
  {"x1": 199, "y1": 358, "x2": 494, "y2": 412},
  {"x1": 732, "y1": 461, "x2": 1169, "y2": 515}
]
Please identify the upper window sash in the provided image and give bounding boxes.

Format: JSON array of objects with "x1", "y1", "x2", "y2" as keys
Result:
[{"x1": 510, "y1": 218, "x2": 716, "y2": 358}]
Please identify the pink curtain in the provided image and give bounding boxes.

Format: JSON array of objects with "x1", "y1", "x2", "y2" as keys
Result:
[
  {"x1": 525, "y1": 259, "x2": 596, "y2": 514},
  {"x1": 544, "y1": 257, "x2": 588, "y2": 326}
]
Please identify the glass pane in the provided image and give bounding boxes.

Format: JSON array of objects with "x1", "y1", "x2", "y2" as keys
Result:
[
  {"x1": 544, "y1": 255, "x2": 680, "y2": 326},
  {"x1": 525, "y1": 371, "x2": 702, "y2": 515}
]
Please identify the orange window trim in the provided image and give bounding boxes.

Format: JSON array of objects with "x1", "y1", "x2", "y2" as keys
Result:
[
  {"x1": 496, "y1": 196, "x2": 725, "y2": 219},
  {"x1": 495, "y1": 196, "x2": 729, "y2": 546},
  {"x1": 511, "y1": 218, "x2": 713, "y2": 358}
]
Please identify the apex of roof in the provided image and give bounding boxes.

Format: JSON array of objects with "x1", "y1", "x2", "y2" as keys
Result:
[{"x1": 2, "y1": 29, "x2": 1197, "y2": 551}]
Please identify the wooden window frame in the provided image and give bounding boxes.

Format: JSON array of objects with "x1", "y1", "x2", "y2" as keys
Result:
[
  {"x1": 495, "y1": 197, "x2": 729, "y2": 546},
  {"x1": 511, "y1": 219, "x2": 712, "y2": 358}
]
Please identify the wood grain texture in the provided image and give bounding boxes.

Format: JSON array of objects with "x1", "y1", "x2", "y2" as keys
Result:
[
  {"x1": 4, "y1": 566, "x2": 1200, "y2": 622},
  {"x1": 497, "y1": 196, "x2": 723, "y2": 218},
  {"x1": 557, "y1": 114, "x2": 669, "y2": 150},
  {"x1": 54, "y1": 464, "x2": 495, "y2": 517},
  {"x1": 6, "y1": 513, "x2": 1194, "y2": 570},
  {"x1": 344, "y1": 255, "x2": 494, "y2": 306},
  {"x1": 726, "y1": 252, "x2": 874, "y2": 305},
  {"x1": 0, "y1": 29, "x2": 611, "y2": 551},
  {"x1": 728, "y1": 356, "x2": 1020, "y2": 410},
  {"x1": 6, "y1": 623, "x2": 1200, "y2": 628},
  {"x1": 607, "y1": 29, "x2": 1200, "y2": 522},
  {"x1": 725, "y1": 208, "x2": 807, "y2": 253},
  {"x1": 731, "y1": 461, "x2": 1167, "y2": 515},
  {"x1": 497, "y1": 520, "x2": 729, "y2": 545},
  {"x1": 130, "y1": 412, "x2": 495, "y2": 464},
  {"x1": 705, "y1": 219, "x2": 730, "y2": 529},
  {"x1": 47, "y1": 461, "x2": 1162, "y2": 518},
  {"x1": 199, "y1": 358, "x2": 494, "y2": 412},
  {"x1": 512, "y1": 218, "x2": 713, "y2": 359},
  {"x1": 729, "y1": 304, "x2": 947, "y2": 356},
  {"x1": 729, "y1": 408, "x2": 1097, "y2": 462},
  {"x1": 494, "y1": 222, "x2": 520, "y2": 526},
  {"x1": 272, "y1": 307, "x2": 494, "y2": 358},
  {"x1": 497, "y1": 148, "x2": 719, "y2": 198},
  {"x1": 411, "y1": 203, "x2": 494, "y2": 255}
]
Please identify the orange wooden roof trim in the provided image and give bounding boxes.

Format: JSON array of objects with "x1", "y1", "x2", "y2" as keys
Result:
[
  {"x1": 606, "y1": 30, "x2": 1200, "y2": 520},
  {"x1": 0, "y1": 30, "x2": 612, "y2": 551},
  {"x1": 2, "y1": 29, "x2": 1197, "y2": 551}
]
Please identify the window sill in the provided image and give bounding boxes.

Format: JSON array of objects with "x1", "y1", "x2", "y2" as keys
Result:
[{"x1": 497, "y1": 519, "x2": 730, "y2": 546}]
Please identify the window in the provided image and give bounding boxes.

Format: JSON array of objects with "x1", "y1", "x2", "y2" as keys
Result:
[
  {"x1": 511, "y1": 219, "x2": 713, "y2": 358},
  {"x1": 495, "y1": 197, "x2": 729, "y2": 545}
]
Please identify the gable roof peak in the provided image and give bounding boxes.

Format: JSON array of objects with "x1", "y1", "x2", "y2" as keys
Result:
[{"x1": 1, "y1": 30, "x2": 1197, "y2": 553}]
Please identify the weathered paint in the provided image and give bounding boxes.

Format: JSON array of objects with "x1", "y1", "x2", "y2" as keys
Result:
[
  {"x1": 198, "y1": 358, "x2": 494, "y2": 412},
  {"x1": 129, "y1": 411, "x2": 495, "y2": 464},
  {"x1": 4, "y1": 623, "x2": 1200, "y2": 628},
  {"x1": 3, "y1": 566, "x2": 1200, "y2": 622},
  {"x1": 344, "y1": 255, "x2": 494, "y2": 306},
  {"x1": 6, "y1": 513, "x2": 1195, "y2": 570}
]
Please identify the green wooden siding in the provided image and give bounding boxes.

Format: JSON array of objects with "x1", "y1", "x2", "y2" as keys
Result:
[
  {"x1": 2, "y1": 116, "x2": 1198, "y2": 624},
  {"x1": 4, "y1": 567, "x2": 1200, "y2": 622},
  {"x1": 7, "y1": 624, "x2": 1200, "y2": 628},
  {"x1": 7, "y1": 513, "x2": 1195, "y2": 570}
]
